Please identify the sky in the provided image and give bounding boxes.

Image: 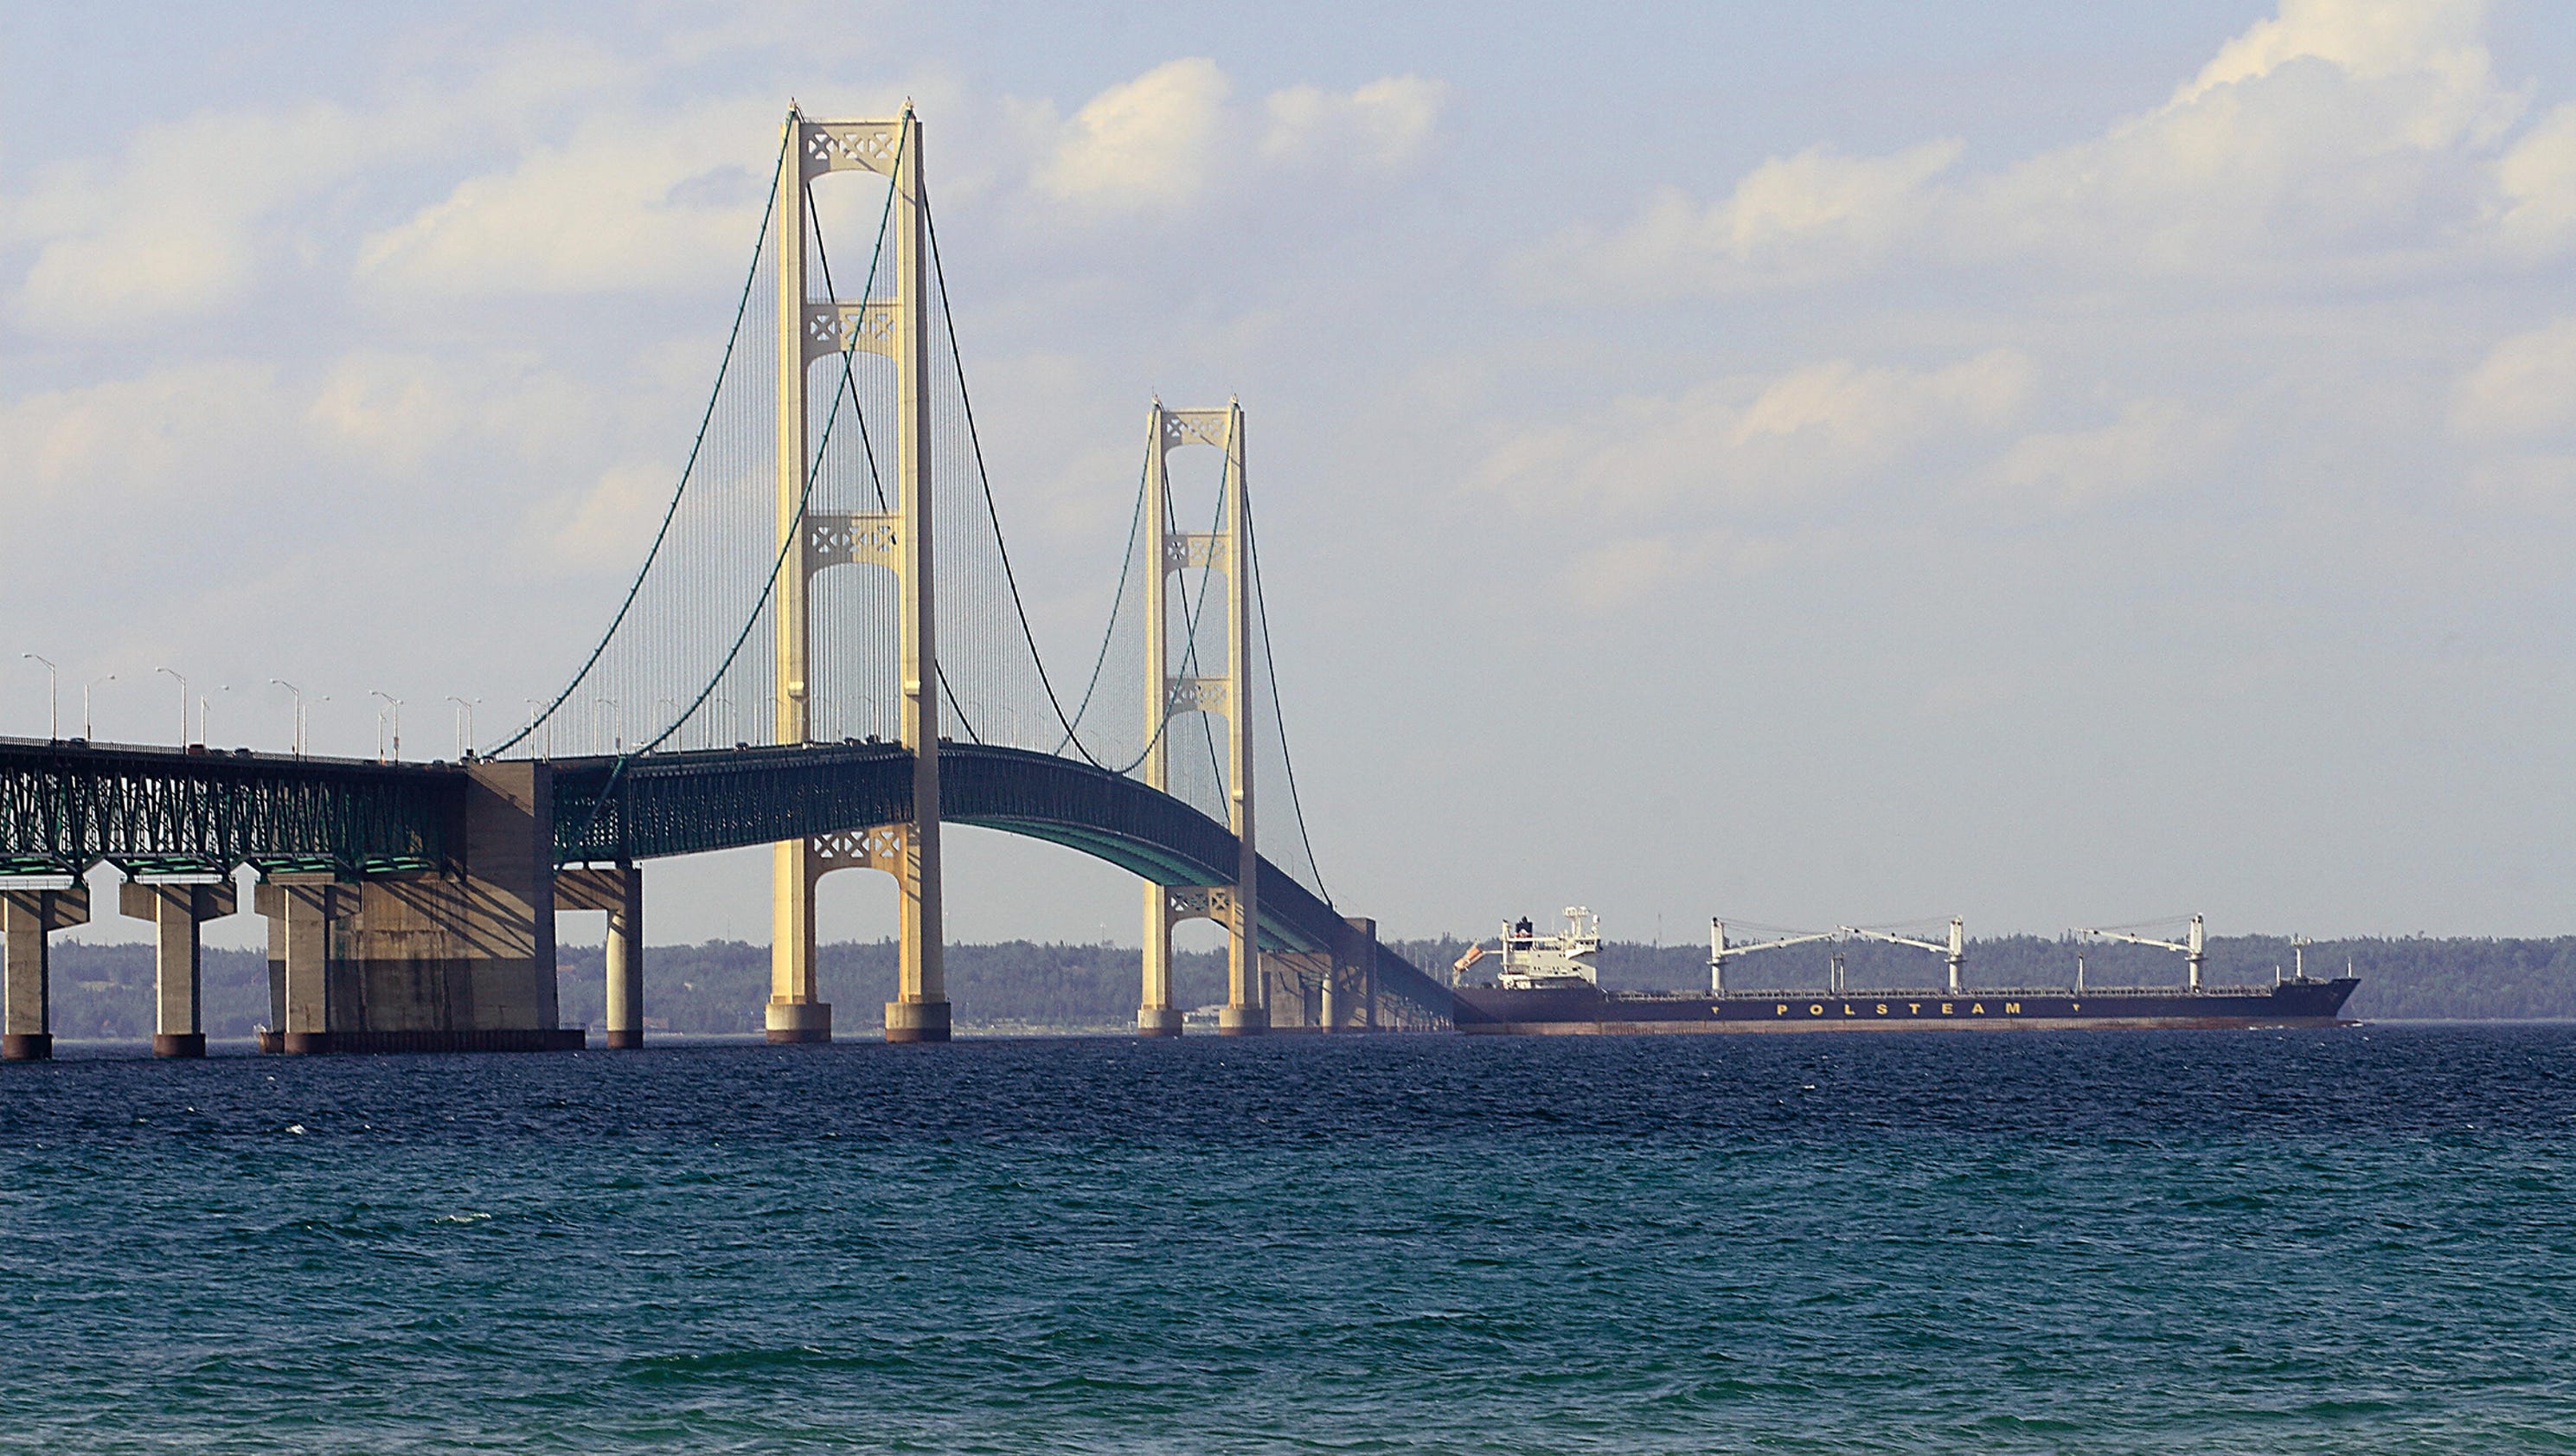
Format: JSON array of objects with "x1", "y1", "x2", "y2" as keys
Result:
[{"x1": 7, "y1": 0, "x2": 2576, "y2": 952}]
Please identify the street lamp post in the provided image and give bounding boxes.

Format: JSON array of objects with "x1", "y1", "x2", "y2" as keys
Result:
[
  {"x1": 156, "y1": 667, "x2": 189, "y2": 746},
  {"x1": 370, "y1": 691, "x2": 402, "y2": 761},
  {"x1": 82, "y1": 673, "x2": 115, "y2": 741},
  {"x1": 19, "y1": 655, "x2": 57, "y2": 740},
  {"x1": 198, "y1": 686, "x2": 229, "y2": 747},
  {"x1": 445, "y1": 696, "x2": 481, "y2": 759},
  {"x1": 270, "y1": 680, "x2": 304, "y2": 757}
]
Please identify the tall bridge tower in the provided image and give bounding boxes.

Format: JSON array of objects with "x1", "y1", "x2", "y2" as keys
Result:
[
  {"x1": 768, "y1": 106, "x2": 949, "y2": 1044},
  {"x1": 1136, "y1": 401, "x2": 1266, "y2": 1037}
]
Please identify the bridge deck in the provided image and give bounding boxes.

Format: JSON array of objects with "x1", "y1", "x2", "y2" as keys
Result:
[{"x1": 0, "y1": 736, "x2": 1449, "y2": 1019}]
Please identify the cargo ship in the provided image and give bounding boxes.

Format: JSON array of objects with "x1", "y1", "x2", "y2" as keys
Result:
[{"x1": 1450, "y1": 908, "x2": 2359, "y2": 1034}]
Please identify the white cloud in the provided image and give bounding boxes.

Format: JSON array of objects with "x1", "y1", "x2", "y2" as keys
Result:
[
  {"x1": 0, "y1": 361, "x2": 298, "y2": 506},
  {"x1": 1024, "y1": 61, "x2": 1454, "y2": 215},
  {"x1": 526, "y1": 461, "x2": 680, "y2": 572},
  {"x1": 1480, "y1": 350, "x2": 2034, "y2": 522},
  {"x1": 9, "y1": 102, "x2": 371, "y2": 332},
  {"x1": 2492, "y1": 101, "x2": 2576, "y2": 253},
  {"x1": 356, "y1": 99, "x2": 779, "y2": 296},
  {"x1": 1260, "y1": 75, "x2": 1449, "y2": 171},
  {"x1": 1034, "y1": 58, "x2": 1232, "y2": 212},
  {"x1": 1529, "y1": 0, "x2": 2554, "y2": 298},
  {"x1": 3, "y1": 35, "x2": 651, "y2": 333},
  {"x1": 2451, "y1": 317, "x2": 2576, "y2": 441},
  {"x1": 2172, "y1": 0, "x2": 2504, "y2": 124},
  {"x1": 1526, "y1": 141, "x2": 1959, "y2": 295},
  {"x1": 1985, "y1": 400, "x2": 2227, "y2": 512}
]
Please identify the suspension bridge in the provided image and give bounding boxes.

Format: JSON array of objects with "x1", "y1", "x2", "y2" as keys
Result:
[{"x1": 0, "y1": 106, "x2": 1451, "y2": 1059}]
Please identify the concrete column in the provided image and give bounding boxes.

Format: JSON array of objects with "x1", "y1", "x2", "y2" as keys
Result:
[
  {"x1": 766, "y1": 849, "x2": 830, "y2": 1042},
  {"x1": 1137, "y1": 885, "x2": 1181, "y2": 1036},
  {"x1": 1216, "y1": 402, "x2": 1265, "y2": 1038},
  {"x1": 259, "y1": 877, "x2": 343, "y2": 1054},
  {"x1": 3, "y1": 885, "x2": 89, "y2": 1062},
  {"x1": 1345, "y1": 916, "x2": 1378, "y2": 1032},
  {"x1": 1137, "y1": 403, "x2": 1182, "y2": 1040},
  {"x1": 121, "y1": 881, "x2": 235, "y2": 1057},
  {"x1": 605, "y1": 865, "x2": 643, "y2": 1049},
  {"x1": 884, "y1": 107, "x2": 949, "y2": 1046},
  {"x1": 766, "y1": 106, "x2": 830, "y2": 1048}
]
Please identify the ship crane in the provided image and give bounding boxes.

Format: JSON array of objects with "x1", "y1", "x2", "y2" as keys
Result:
[
  {"x1": 2071, "y1": 914, "x2": 2206, "y2": 991},
  {"x1": 1708, "y1": 921, "x2": 1841, "y2": 996},
  {"x1": 1842, "y1": 918, "x2": 1968, "y2": 995},
  {"x1": 1451, "y1": 943, "x2": 1490, "y2": 985}
]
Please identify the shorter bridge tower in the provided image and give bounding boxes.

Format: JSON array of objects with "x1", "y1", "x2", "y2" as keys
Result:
[{"x1": 1136, "y1": 399, "x2": 1266, "y2": 1037}]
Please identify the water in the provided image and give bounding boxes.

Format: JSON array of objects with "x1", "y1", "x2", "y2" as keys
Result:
[{"x1": 3, "y1": 1027, "x2": 2573, "y2": 1453}]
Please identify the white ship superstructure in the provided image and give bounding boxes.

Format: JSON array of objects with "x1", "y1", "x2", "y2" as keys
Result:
[{"x1": 1496, "y1": 908, "x2": 1603, "y2": 991}]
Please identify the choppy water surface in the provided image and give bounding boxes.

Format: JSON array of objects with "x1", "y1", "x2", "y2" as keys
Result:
[{"x1": 2, "y1": 1027, "x2": 2573, "y2": 1453}]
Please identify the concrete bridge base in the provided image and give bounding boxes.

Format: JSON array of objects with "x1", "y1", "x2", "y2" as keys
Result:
[
  {"x1": 123, "y1": 880, "x2": 234, "y2": 1058},
  {"x1": 1261, "y1": 916, "x2": 1383, "y2": 1034},
  {"x1": 2, "y1": 885, "x2": 88, "y2": 1062},
  {"x1": 255, "y1": 1029, "x2": 584, "y2": 1055},
  {"x1": 766, "y1": 999, "x2": 832, "y2": 1043},
  {"x1": 885, "y1": 999, "x2": 951, "y2": 1042},
  {"x1": 258, "y1": 763, "x2": 575, "y2": 1056},
  {"x1": 1136, "y1": 1005, "x2": 1183, "y2": 1037}
]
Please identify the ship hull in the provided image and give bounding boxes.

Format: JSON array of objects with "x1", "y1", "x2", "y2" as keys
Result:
[{"x1": 1451, "y1": 978, "x2": 2360, "y2": 1035}]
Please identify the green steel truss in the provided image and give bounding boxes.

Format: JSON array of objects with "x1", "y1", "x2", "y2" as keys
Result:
[
  {"x1": 0, "y1": 738, "x2": 452, "y2": 880},
  {"x1": 553, "y1": 742, "x2": 1333, "y2": 950}
]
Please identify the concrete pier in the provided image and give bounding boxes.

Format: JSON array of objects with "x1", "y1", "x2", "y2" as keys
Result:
[
  {"x1": 258, "y1": 876, "x2": 349, "y2": 1054},
  {"x1": 604, "y1": 869, "x2": 642, "y2": 1049},
  {"x1": 2, "y1": 884, "x2": 88, "y2": 1061},
  {"x1": 255, "y1": 762, "x2": 577, "y2": 1055},
  {"x1": 121, "y1": 880, "x2": 235, "y2": 1057},
  {"x1": 558, "y1": 865, "x2": 644, "y2": 1048},
  {"x1": 1137, "y1": 884, "x2": 1182, "y2": 1036}
]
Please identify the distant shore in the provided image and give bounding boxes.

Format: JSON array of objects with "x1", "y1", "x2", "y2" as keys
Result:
[{"x1": 34, "y1": 933, "x2": 2576, "y2": 1040}]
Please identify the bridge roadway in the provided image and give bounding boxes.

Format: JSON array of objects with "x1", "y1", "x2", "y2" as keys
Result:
[{"x1": 0, "y1": 735, "x2": 1449, "y2": 1038}]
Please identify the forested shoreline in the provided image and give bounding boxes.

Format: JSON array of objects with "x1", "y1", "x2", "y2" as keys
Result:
[{"x1": 31, "y1": 933, "x2": 2576, "y2": 1041}]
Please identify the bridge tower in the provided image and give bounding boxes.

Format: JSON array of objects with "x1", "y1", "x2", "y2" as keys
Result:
[
  {"x1": 1137, "y1": 400, "x2": 1266, "y2": 1037},
  {"x1": 768, "y1": 105, "x2": 950, "y2": 1044}
]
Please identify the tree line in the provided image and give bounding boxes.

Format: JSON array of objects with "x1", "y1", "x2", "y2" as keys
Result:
[{"x1": 30, "y1": 932, "x2": 2576, "y2": 1041}]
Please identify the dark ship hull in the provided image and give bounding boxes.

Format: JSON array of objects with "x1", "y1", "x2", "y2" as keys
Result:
[{"x1": 1452, "y1": 978, "x2": 2360, "y2": 1034}]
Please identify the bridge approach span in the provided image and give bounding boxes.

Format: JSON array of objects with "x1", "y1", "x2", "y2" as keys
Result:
[{"x1": 1, "y1": 736, "x2": 1449, "y2": 1024}]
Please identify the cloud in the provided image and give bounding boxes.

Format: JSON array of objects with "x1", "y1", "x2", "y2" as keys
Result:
[
  {"x1": 1984, "y1": 400, "x2": 2228, "y2": 512},
  {"x1": 1033, "y1": 58, "x2": 1232, "y2": 211},
  {"x1": 8, "y1": 102, "x2": 371, "y2": 332},
  {"x1": 526, "y1": 461, "x2": 680, "y2": 572},
  {"x1": 0, "y1": 361, "x2": 298, "y2": 507},
  {"x1": 3, "y1": 35, "x2": 652, "y2": 333},
  {"x1": 1025, "y1": 61, "x2": 1453, "y2": 215},
  {"x1": 356, "y1": 99, "x2": 778, "y2": 296},
  {"x1": 1558, "y1": 532, "x2": 1788, "y2": 615},
  {"x1": 1480, "y1": 350, "x2": 2034, "y2": 523},
  {"x1": 2172, "y1": 0, "x2": 2502, "y2": 120},
  {"x1": 2492, "y1": 101, "x2": 2576, "y2": 253},
  {"x1": 2451, "y1": 317, "x2": 2576, "y2": 441},
  {"x1": 1527, "y1": 0, "x2": 2552, "y2": 298},
  {"x1": 1521, "y1": 141, "x2": 1959, "y2": 295},
  {"x1": 1260, "y1": 75, "x2": 1449, "y2": 172}
]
